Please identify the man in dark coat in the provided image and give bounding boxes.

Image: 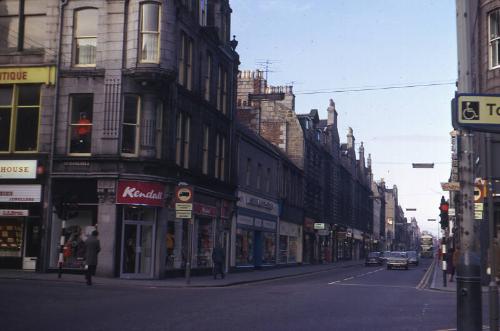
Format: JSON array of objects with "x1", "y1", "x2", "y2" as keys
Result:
[
  {"x1": 84, "y1": 230, "x2": 101, "y2": 285},
  {"x1": 212, "y1": 244, "x2": 225, "y2": 279}
]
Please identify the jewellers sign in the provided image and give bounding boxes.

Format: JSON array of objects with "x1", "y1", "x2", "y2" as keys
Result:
[
  {"x1": 0, "y1": 209, "x2": 29, "y2": 217},
  {"x1": 116, "y1": 180, "x2": 165, "y2": 207},
  {"x1": 0, "y1": 160, "x2": 37, "y2": 179},
  {"x1": 0, "y1": 185, "x2": 41, "y2": 203}
]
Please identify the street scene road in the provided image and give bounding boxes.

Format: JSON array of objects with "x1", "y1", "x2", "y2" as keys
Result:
[{"x1": 1, "y1": 259, "x2": 462, "y2": 331}]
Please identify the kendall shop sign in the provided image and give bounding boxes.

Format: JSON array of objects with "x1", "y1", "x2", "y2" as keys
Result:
[{"x1": 116, "y1": 180, "x2": 165, "y2": 207}]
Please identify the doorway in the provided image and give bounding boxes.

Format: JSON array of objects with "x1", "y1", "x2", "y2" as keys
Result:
[{"x1": 120, "y1": 207, "x2": 156, "y2": 278}]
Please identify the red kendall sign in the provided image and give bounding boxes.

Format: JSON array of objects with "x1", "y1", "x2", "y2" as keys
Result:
[{"x1": 116, "y1": 180, "x2": 165, "y2": 207}]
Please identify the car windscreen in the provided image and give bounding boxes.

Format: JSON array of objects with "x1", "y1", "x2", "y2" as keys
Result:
[{"x1": 368, "y1": 252, "x2": 380, "y2": 257}]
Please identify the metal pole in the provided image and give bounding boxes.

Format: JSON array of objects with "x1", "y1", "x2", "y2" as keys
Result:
[
  {"x1": 487, "y1": 133, "x2": 499, "y2": 331},
  {"x1": 457, "y1": 131, "x2": 482, "y2": 331},
  {"x1": 185, "y1": 217, "x2": 193, "y2": 284},
  {"x1": 443, "y1": 239, "x2": 447, "y2": 287}
]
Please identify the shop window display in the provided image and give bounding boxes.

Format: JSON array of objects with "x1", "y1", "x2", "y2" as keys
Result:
[
  {"x1": 196, "y1": 218, "x2": 213, "y2": 268},
  {"x1": 165, "y1": 220, "x2": 188, "y2": 269},
  {"x1": 236, "y1": 228, "x2": 253, "y2": 265},
  {"x1": 52, "y1": 209, "x2": 96, "y2": 269},
  {"x1": 0, "y1": 219, "x2": 23, "y2": 257},
  {"x1": 262, "y1": 232, "x2": 276, "y2": 264}
]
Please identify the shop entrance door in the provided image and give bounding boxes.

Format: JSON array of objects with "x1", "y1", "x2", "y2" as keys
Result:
[{"x1": 121, "y1": 222, "x2": 155, "y2": 278}]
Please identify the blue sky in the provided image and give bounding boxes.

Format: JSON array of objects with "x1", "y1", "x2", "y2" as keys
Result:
[{"x1": 231, "y1": 0, "x2": 457, "y2": 236}]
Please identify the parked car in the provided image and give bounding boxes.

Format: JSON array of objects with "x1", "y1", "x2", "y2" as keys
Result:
[
  {"x1": 386, "y1": 251, "x2": 409, "y2": 270},
  {"x1": 406, "y1": 251, "x2": 419, "y2": 266},
  {"x1": 365, "y1": 252, "x2": 383, "y2": 266}
]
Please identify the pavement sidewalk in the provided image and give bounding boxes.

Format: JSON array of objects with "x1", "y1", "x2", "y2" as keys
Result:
[
  {"x1": 429, "y1": 258, "x2": 490, "y2": 293},
  {"x1": 0, "y1": 259, "x2": 363, "y2": 288}
]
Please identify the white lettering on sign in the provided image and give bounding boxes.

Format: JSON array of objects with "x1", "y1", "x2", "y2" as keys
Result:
[
  {"x1": 0, "y1": 209, "x2": 29, "y2": 217},
  {"x1": 122, "y1": 187, "x2": 163, "y2": 200}
]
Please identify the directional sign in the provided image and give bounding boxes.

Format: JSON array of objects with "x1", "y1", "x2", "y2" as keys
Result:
[
  {"x1": 176, "y1": 210, "x2": 192, "y2": 219},
  {"x1": 454, "y1": 94, "x2": 500, "y2": 132},
  {"x1": 175, "y1": 203, "x2": 193, "y2": 211}
]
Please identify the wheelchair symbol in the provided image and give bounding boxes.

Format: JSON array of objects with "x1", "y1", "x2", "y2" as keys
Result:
[{"x1": 461, "y1": 101, "x2": 479, "y2": 121}]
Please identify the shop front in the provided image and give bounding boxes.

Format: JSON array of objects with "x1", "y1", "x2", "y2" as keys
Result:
[
  {"x1": 50, "y1": 179, "x2": 98, "y2": 271},
  {"x1": 278, "y1": 221, "x2": 301, "y2": 264},
  {"x1": 116, "y1": 180, "x2": 163, "y2": 279},
  {"x1": 164, "y1": 192, "x2": 230, "y2": 276},
  {"x1": 235, "y1": 191, "x2": 278, "y2": 269},
  {"x1": 0, "y1": 160, "x2": 43, "y2": 270}
]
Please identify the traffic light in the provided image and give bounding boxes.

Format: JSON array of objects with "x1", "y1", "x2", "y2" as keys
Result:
[
  {"x1": 439, "y1": 196, "x2": 449, "y2": 229},
  {"x1": 53, "y1": 194, "x2": 79, "y2": 221}
]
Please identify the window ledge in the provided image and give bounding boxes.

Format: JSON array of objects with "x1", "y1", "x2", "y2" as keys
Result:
[
  {"x1": 60, "y1": 68, "x2": 105, "y2": 78},
  {"x1": 122, "y1": 67, "x2": 176, "y2": 84},
  {"x1": 0, "y1": 49, "x2": 44, "y2": 56}
]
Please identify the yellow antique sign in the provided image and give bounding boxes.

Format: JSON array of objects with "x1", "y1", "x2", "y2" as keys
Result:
[{"x1": 0, "y1": 66, "x2": 56, "y2": 85}]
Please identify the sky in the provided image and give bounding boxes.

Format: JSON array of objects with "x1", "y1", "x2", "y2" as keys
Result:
[{"x1": 230, "y1": 0, "x2": 457, "y2": 236}]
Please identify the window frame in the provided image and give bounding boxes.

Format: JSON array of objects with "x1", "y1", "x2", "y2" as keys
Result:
[
  {"x1": 0, "y1": 84, "x2": 41, "y2": 153},
  {"x1": 490, "y1": 9, "x2": 500, "y2": 70},
  {"x1": 68, "y1": 94, "x2": 94, "y2": 156},
  {"x1": 73, "y1": 7, "x2": 98, "y2": 67},
  {"x1": 175, "y1": 113, "x2": 183, "y2": 166},
  {"x1": 0, "y1": 0, "x2": 46, "y2": 52},
  {"x1": 139, "y1": 2, "x2": 161, "y2": 64},
  {"x1": 245, "y1": 158, "x2": 251, "y2": 186},
  {"x1": 204, "y1": 53, "x2": 212, "y2": 102},
  {"x1": 178, "y1": 32, "x2": 193, "y2": 90},
  {"x1": 202, "y1": 125, "x2": 209, "y2": 175},
  {"x1": 121, "y1": 94, "x2": 141, "y2": 157},
  {"x1": 183, "y1": 115, "x2": 191, "y2": 169}
]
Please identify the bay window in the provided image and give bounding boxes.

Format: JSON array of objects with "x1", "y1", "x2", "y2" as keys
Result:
[
  {"x1": 122, "y1": 95, "x2": 140, "y2": 155},
  {"x1": 140, "y1": 2, "x2": 160, "y2": 63},
  {"x1": 490, "y1": 9, "x2": 500, "y2": 69}
]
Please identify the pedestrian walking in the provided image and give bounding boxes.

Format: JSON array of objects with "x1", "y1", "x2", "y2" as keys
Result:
[
  {"x1": 212, "y1": 244, "x2": 225, "y2": 279},
  {"x1": 84, "y1": 230, "x2": 101, "y2": 285}
]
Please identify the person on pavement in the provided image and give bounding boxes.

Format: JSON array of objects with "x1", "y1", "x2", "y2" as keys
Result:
[
  {"x1": 212, "y1": 244, "x2": 225, "y2": 279},
  {"x1": 84, "y1": 230, "x2": 101, "y2": 285}
]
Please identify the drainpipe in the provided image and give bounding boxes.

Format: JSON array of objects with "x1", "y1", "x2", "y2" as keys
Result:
[{"x1": 41, "y1": 0, "x2": 68, "y2": 273}]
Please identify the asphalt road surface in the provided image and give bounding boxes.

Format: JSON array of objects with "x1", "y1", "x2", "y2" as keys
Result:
[{"x1": 1, "y1": 259, "x2": 458, "y2": 331}]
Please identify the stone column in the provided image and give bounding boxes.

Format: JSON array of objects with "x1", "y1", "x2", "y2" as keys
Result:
[{"x1": 96, "y1": 179, "x2": 117, "y2": 277}]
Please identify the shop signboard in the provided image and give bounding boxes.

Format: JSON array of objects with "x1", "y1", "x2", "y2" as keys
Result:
[
  {"x1": 0, "y1": 66, "x2": 56, "y2": 85},
  {"x1": 116, "y1": 180, "x2": 165, "y2": 207},
  {"x1": 193, "y1": 203, "x2": 217, "y2": 217},
  {"x1": 314, "y1": 223, "x2": 325, "y2": 230},
  {"x1": 0, "y1": 209, "x2": 29, "y2": 217},
  {"x1": 0, "y1": 185, "x2": 41, "y2": 203},
  {"x1": 0, "y1": 160, "x2": 37, "y2": 179}
]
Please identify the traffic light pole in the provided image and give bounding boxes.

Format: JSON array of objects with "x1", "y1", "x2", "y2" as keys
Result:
[
  {"x1": 487, "y1": 133, "x2": 499, "y2": 331},
  {"x1": 457, "y1": 131, "x2": 482, "y2": 331}
]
